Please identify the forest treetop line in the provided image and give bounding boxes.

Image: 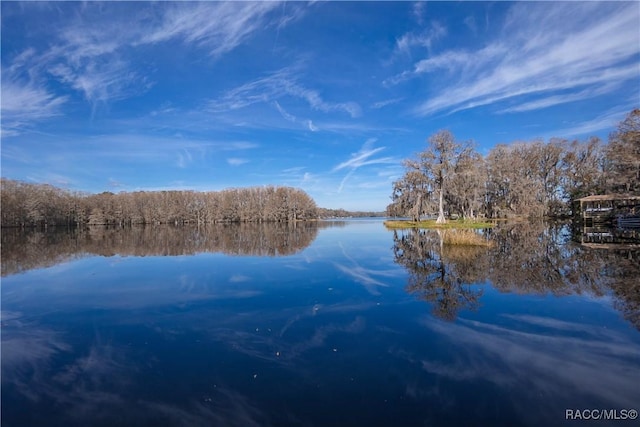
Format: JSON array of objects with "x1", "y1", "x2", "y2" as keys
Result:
[
  {"x1": 2, "y1": 108, "x2": 638, "y2": 228},
  {"x1": 0, "y1": 180, "x2": 382, "y2": 228},
  {"x1": 0, "y1": 183, "x2": 320, "y2": 227},
  {"x1": 387, "y1": 108, "x2": 640, "y2": 221}
]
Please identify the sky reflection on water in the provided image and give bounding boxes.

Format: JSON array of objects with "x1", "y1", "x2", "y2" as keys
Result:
[{"x1": 2, "y1": 220, "x2": 639, "y2": 426}]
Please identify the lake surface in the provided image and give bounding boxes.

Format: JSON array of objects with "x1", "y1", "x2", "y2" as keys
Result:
[{"x1": 2, "y1": 220, "x2": 639, "y2": 427}]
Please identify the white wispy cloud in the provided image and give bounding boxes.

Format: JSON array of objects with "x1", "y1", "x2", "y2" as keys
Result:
[
  {"x1": 385, "y1": 44, "x2": 507, "y2": 87},
  {"x1": 55, "y1": 22, "x2": 126, "y2": 67},
  {"x1": 273, "y1": 166, "x2": 318, "y2": 188},
  {"x1": 40, "y1": 10, "x2": 154, "y2": 107},
  {"x1": 273, "y1": 101, "x2": 297, "y2": 122},
  {"x1": 464, "y1": 15, "x2": 478, "y2": 35},
  {"x1": 356, "y1": 181, "x2": 392, "y2": 190},
  {"x1": 412, "y1": 2, "x2": 426, "y2": 25},
  {"x1": 3, "y1": 1, "x2": 298, "y2": 116},
  {"x1": 332, "y1": 139, "x2": 397, "y2": 193},
  {"x1": 371, "y1": 97, "x2": 403, "y2": 109},
  {"x1": 336, "y1": 169, "x2": 356, "y2": 193},
  {"x1": 544, "y1": 107, "x2": 634, "y2": 139},
  {"x1": 396, "y1": 2, "x2": 639, "y2": 116},
  {"x1": 1, "y1": 72, "x2": 68, "y2": 136},
  {"x1": 2, "y1": 10, "x2": 143, "y2": 115},
  {"x1": 176, "y1": 149, "x2": 193, "y2": 168},
  {"x1": 15, "y1": 134, "x2": 258, "y2": 177},
  {"x1": 49, "y1": 60, "x2": 150, "y2": 106},
  {"x1": 139, "y1": 2, "x2": 281, "y2": 57},
  {"x1": 281, "y1": 166, "x2": 306, "y2": 174},
  {"x1": 227, "y1": 158, "x2": 250, "y2": 166},
  {"x1": 307, "y1": 120, "x2": 319, "y2": 132},
  {"x1": 207, "y1": 67, "x2": 362, "y2": 118},
  {"x1": 394, "y1": 21, "x2": 447, "y2": 58},
  {"x1": 273, "y1": 99, "x2": 321, "y2": 133},
  {"x1": 497, "y1": 83, "x2": 620, "y2": 114},
  {"x1": 315, "y1": 121, "x2": 409, "y2": 136},
  {"x1": 332, "y1": 139, "x2": 393, "y2": 172}
]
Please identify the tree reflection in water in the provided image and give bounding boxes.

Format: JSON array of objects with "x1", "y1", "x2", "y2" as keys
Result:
[
  {"x1": 392, "y1": 229, "x2": 485, "y2": 321},
  {"x1": 392, "y1": 223, "x2": 640, "y2": 329},
  {"x1": 0, "y1": 221, "x2": 339, "y2": 277}
]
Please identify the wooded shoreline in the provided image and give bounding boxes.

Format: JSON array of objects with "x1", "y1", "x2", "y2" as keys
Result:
[
  {"x1": 0, "y1": 182, "x2": 318, "y2": 228},
  {"x1": 0, "y1": 180, "x2": 387, "y2": 228},
  {"x1": 387, "y1": 109, "x2": 639, "y2": 221}
]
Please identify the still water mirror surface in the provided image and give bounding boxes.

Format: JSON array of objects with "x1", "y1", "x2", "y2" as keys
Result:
[{"x1": 2, "y1": 220, "x2": 639, "y2": 427}]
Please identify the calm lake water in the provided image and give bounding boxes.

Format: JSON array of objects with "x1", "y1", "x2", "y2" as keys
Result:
[{"x1": 2, "y1": 220, "x2": 639, "y2": 427}]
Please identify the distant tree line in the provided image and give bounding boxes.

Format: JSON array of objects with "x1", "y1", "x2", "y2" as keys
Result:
[
  {"x1": 0, "y1": 183, "x2": 318, "y2": 228},
  {"x1": 388, "y1": 108, "x2": 640, "y2": 220},
  {"x1": 317, "y1": 208, "x2": 386, "y2": 218}
]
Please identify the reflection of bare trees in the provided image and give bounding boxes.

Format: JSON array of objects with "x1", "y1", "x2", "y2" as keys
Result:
[
  {"x1": 488, "y1": 223, "x2": 640, "y2": 328},
  {"x1": 1, "y1": 222, "x2": 323, "y2": 276},
  {"x1": 486, "y1": 222, "x2": 595, "y2": 296},
  {"x1": 601, "y1": 249, "x2": 640, "y2": 328},
  {"x1": 393, "y1": 229, "x2": 484, "y2": 321},
  {"x1": 392, "y1": 224, "x2": 640, "y2": 329}
]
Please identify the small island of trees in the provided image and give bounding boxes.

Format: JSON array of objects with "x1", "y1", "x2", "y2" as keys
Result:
[{"x1": 387, "y1": 108, "x2": 640, "y2": 222}]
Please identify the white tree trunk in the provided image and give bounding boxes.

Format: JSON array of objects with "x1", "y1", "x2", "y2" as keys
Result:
[{"x1": 436, "y1": 186, "x2": 446, "y2": 224}]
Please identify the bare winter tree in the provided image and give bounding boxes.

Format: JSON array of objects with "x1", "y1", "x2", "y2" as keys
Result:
[
  {"x1": 532, "y1": 138, "x2": 566, "y2": 216},
  {"x1": 605, "y1": 108, "x2": 640, "y2": 194},
  {"x1": 385, "y1": 109, "x2": 637, "y2": 219},
  {"x1": 0, "y1": 180, "x2": 318, "y2": 227},
  {"x1": 447, "y1": 146, "x2": 486, "y2": 219},
  {"x1": 485, "y1": 143, "x2": 545, "y2": 218},
  {"x1": 561, "y1": 137, "x2": 606, "y2": 203},
  {"x1": 388, "y1": 130, "x2": 474, "y2": 223},
  {"x1": 423, "y1": 130, "x2": 468, "y2": 223},
  {"x1": 389, "y1": 165, "x2": 433, "y2": 221}
]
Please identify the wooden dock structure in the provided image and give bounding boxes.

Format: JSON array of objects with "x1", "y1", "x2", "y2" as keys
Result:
[
  {"x1": 577, "y1": 194, "x2": 640, "y2": 228},
  {"x1": 580, "y1": 226, "x2": 640, "y2": 248}
]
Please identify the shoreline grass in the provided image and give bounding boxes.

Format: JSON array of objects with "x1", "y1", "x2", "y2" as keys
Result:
[
  {"x1": 383, "y1": 219, "x2": 495, "y2": 230},
  {"x1": 440, "y1": 229, "x2": 494, "y2": 247}
]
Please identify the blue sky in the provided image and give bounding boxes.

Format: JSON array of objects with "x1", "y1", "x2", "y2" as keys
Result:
[{"x1": 2, "y1": 1, "x2": 639, "y2": 211}]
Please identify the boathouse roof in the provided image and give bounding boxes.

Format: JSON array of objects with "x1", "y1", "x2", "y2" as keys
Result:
[{"x1": 577, "y1": 194, "x2": 640, "y2": 202}]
